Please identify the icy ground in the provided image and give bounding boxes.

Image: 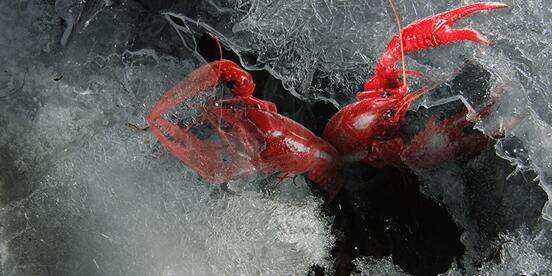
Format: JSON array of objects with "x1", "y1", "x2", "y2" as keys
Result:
[
  {"x1": 0, "y1": 1, "x2": 334, "y2": 274},
  {"x1": 1, "y1": 0, "x2": 552, "y2": 275}
]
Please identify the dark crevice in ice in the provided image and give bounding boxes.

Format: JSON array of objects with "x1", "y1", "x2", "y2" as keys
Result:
[{"x1": 326, "y1": 165, "x2": 465, "y2": 276}]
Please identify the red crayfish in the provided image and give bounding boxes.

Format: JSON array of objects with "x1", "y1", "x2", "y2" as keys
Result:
[
  {"x1": 147, "y1": 2, "x2": 509, "y2": 196},
  {"x1": 147, "y1": 59, "x2": 339, "y2": 190}
]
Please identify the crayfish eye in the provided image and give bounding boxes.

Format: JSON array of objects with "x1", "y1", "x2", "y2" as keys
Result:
[
  {"x1": 383, "y1": 109, "x2": 395, "y2": 120},
  {"x1": 380, "y1": 90, "x2": 390, "y2": 98}
]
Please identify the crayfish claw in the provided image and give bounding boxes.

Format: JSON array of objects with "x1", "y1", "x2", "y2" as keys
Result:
[
  {"x1": 433, "y1": 2, "x2": 508, "y2": 46},
  {"x1": 364, "y1": 2, "x2": 508, "y2": 93},
  {"x1": 437, "y1": 2, "x2": 509, "y2": 26},
  {"x1": 437, "y1": 27, "x2": 493, "y2": 46}
]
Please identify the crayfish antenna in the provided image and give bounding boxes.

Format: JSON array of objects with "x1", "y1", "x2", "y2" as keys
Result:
[
  {"x1": 209, "y1": 32, "x2": 224, "y2": 62},
  {"x1": 388, "y1": 0, "x2": 408, "y2": 90}
]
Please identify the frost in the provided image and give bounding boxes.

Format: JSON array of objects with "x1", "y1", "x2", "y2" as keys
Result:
[
  {"x1": 440, "y1": 228, "x2": 552, "y2": 275},
  {"x1": 0, "y1": 0, "x2": 334, "y2": 274},
  {"x1": 466, "y1": 0, "x2": 552, "y2": 222},
  {"x1": 418, "y1": 146, "x2": 551, "y2": 274},
  {"x1": 1, "y1": 131, "x2": 334, "y2": 274},
  {"x1": 3, "y1": 0, "x2": 552, "y2": 274},
  {"x1": 352, "y1": 255, "x2": 410, "y2": 276},
  {"x1": 168, "y1": 0, "x2": 501, "y2": 105},
  {"x1": 480, "y1": 229, "x2": 552, "y2": 275}
]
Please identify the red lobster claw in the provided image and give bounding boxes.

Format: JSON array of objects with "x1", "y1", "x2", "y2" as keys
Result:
[
  {"x1": 147, "y1": 59, "x2": 339, "y2": 198},
  {"x1": 363, "y1": 2, "x2": 508, "y2": 93}
]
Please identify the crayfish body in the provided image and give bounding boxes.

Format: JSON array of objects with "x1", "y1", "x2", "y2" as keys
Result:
[{"x1": 147, "y1": 60, "x2": 338, "y2": 191}]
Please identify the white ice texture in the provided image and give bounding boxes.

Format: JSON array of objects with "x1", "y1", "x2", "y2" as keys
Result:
[
  {"x1": 0, "y1": 1, "x2": 334, "y2": 275},
  {"x1": 352, "y1": 255, "x2": 410, "y2": 276},
  {"x1": 2, "y1": 0, "x2": 552, "y2": 275}
]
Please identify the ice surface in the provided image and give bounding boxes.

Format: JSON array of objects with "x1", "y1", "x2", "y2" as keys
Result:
[
  {"x1": 0, "y1": 0, "x2": 334, "y2": 274},
  {"x1": 411, "y1": 0, "x2": 552, "y2": 273},
  {"x1": 55, "y1": 0, "x2": 84, "y2": 46},
  {"x1": 171, "y1": 0, "x2": 503, "y2": 105},
  {"x1": 465, "y1": 0, "x2": 552, "y2": 222},
  {"x1": 439, "y1": 227, "x2": 552, "y2": 275},
  {"x1": 479, "y1": 228, "x2": 552, "y2": 275},
  {"x1": 418, "y1": 147, "x2": 551, "y2": 274},
  {"x1": 3, "y1": 0, "x2": 552, "y2": 274},
  {"x1": 352, "y1": 255, "x2": 410, "y2": 276},
  {"x1": 1, "y1": 128, "x2": 334, "y2": 275}
]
